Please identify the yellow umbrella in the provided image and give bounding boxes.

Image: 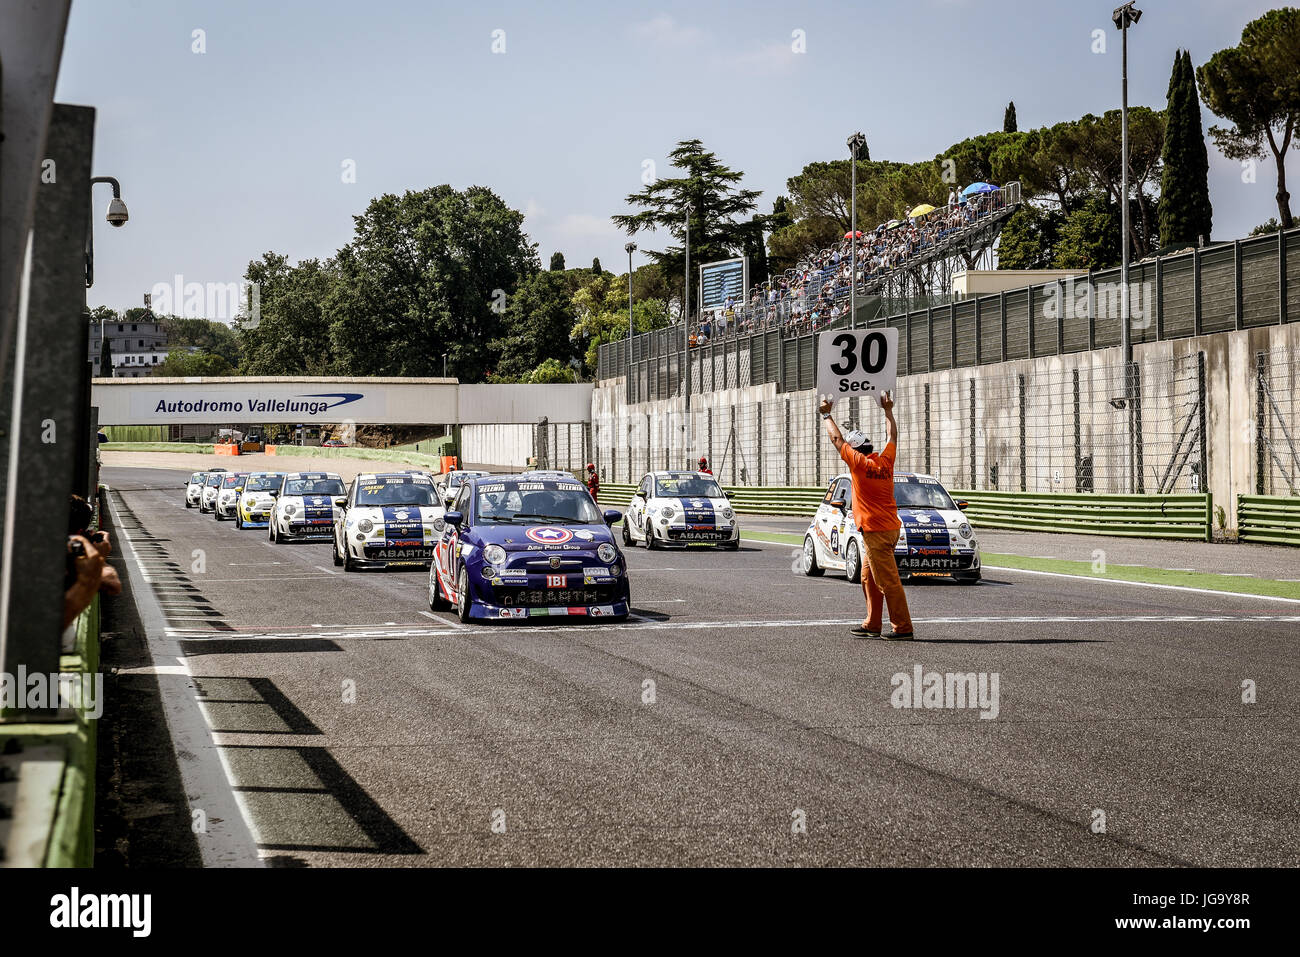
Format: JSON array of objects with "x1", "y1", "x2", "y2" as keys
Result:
[{"x1": 908, "y1": 203, "x2": 937, "y2": 218}]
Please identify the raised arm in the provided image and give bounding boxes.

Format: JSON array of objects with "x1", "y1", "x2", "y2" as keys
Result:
[
  {"x1": 818, "y1": 398, "x2": 846, "y2": 451},
  {"x1": 881, "y1": 390, "x2": 898, "y2": 446}
]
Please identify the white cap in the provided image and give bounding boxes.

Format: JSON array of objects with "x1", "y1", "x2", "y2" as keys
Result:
[{"x1": 843, "y1": 429, "x2": 871, "y2": 449}]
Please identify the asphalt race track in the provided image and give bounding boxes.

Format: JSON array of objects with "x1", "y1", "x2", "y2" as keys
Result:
[{"x1": 103, "y1": 466, "x2": 1299, "y2": 867}]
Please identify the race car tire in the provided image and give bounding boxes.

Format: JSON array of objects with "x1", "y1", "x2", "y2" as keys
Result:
[
  {"x1": 270, "y1": 521, "x2": 282, "y2": 544},
  {"x1": 332, "y1": 536, "x2": 343, "y2": 567},
  {"x1": 428, "y1": 570, "x2": 451, "y2": 611},
  {"x1": 235, "y1": 511, "x2": 243, "y2": 529},
  {"x1": 343, "y1": 542, "x2": 358, "y2": 572},
  {"x1": 646, "y1": 525, "x2": 661, "y2": 550},
  {"x1": 845, "y1": 540, "x2": 863, "y2": 584},
  {"x1": 621, "y1": 520, "x2": 632, "y2": 547},
  {"x1": 215, "y1": 509, "x2": 225, "y2": 521},
  {"x1": 185, "y1": 500, "x2": 193, "y2": 509},
  {"x1": 456, "y1": 566, "x2": 472, "y2": 623},
  {"x1": 802, "y1": 535, "x2": 825, "y2": 577}
]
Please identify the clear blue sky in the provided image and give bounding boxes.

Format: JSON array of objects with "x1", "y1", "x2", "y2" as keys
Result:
[{"x1": 55, "y1": 0, "x2": 1293, "y2": 314}]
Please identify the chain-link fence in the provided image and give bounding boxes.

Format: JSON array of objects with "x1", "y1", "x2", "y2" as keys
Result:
[
  {"x1": 594, "y1": 353, "x2": 1207, "y2": 495},
  {"x1": 1255, "y1": 349, "x2": 1300, "y2": 496}
]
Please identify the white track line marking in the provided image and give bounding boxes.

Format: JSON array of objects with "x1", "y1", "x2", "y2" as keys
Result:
[{"x1": 987, "y1": 564, "x2": 1300, "y2": 604}]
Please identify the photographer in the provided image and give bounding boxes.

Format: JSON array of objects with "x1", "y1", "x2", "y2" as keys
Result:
[{"x1": 64, "y1": 494, "x2": 121, "y2": 627}]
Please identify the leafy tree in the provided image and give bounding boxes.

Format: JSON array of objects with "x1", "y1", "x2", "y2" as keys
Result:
[
  {"x1": 326, "y1": 186, "x2": 537, "y2": 381},
  {"x1": 997, "y1": 204, "x2": 1062, "y2": 269},
  {"x1": 526, "y1": 358, "x2": 577, "y2": 383},
  {"x1": 1004, "y1": 101, "x2": 1018, "y2": 133},
  {"x1": 1160, "y1": 50, "x2": 1214, "y2": 248},
  {"x1": 1250, "y1": 216, "x2": 1283, "y2": 235},
  {"x1": 1054, "y1": 195, "x2": 1121, "y2": 269},
  {"x1": 549, "y1": 251, "x2": 566, "y2": 271},
  {"x1": 569, "y1": 270, "x2": 669, "y2": 372},
  {"x1": 160, "y1": 316, "x2": 241, "y2": 368},
  {"x1": 1069, "y1": 109, "x2": 1166, "y2": 258},
  {"x1": 236, "y1": 253, "x2": 337, "y2": 375},
  {"x1": 490, "y1": 269, "x2": 579, "y2": 380},
  {"x1": 1197, "y1": 8, "x2": 1300, "y2": 228},
  {"x1": 613, "y1": 139, "x2": 762, "y2": 316},
  {"x1": 151, "y1": 351, "x2": 235, "y2": 377}
]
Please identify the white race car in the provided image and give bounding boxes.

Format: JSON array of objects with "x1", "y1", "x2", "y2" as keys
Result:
[
  {"x1": 436, "y1": 469, "x2": 490, "y2": 508},
  {"x1": 199, "y1": 471, "x2": 226, "y2": 513},
  {"x1": 622, "y1": 470, "x2": 739, "y2": 549},
  {"x1": 213, "y1": 472, "x2": 250, "y2": 520},
  {"x1": 268, "y1": 471, "x2": 346, "y2": 543},
  {"x1": 802, "y1": 471, "x2": 981, "y2": 584},
  {"x1": 234, "y1": 471, "x2": 285, "y2": 529},
  {"x1": 333, "y1": 472, "x2": 446, "y2": 570},
  {"x1": 184, "y1": 469, "x2": 220, "y2": 508}
]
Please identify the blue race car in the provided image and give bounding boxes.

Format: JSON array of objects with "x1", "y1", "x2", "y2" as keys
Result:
[{"x1": 427, "y1": 475, "x2": 630, "y2": 623}]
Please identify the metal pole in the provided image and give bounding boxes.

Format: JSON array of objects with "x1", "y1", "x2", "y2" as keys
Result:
[{"x1": 683, "y1": 209, "x2": 691, "y2": 463}]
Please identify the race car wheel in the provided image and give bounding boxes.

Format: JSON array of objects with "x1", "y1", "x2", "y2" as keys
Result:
[
  {"x1": 185, "y1": 499, "x2": 193, "y2": 509},
  {"x1": 332, "y1": 535, "x2": 343, "y2": 567},
  {"x1": 215, "y1": 508, "x2": 225, "y2": 521},
  {"x1": 802, "y1": 535, "x2": 825, "y2": 577},
  {"x1": 646, "y1": 525, "x2": 661, "y2": 550},
  {"x1": 343, "y1": 541, "x2": 358, "y2": 572},
  {"x1": 845, "y1": 540, "x2": 863, "y2": 584},
  {"x1": 621, "y1": 520, "x2": 632, "y2": 547},
  {"x1": 456, "y1": 566, "x2": 472, "y2": 623},
  {"x1": 270, "y1": 520, "x2": 282, "y2": 544},
  {"x1": 235, "y1": 511, "x2": 243, "y2": 529}
]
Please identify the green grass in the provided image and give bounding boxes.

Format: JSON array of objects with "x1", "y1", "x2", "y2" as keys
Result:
[
  {"x1": 101, "y1": 425, "x2": 170, "y2": 442},
  {"x1": 100, "y1": 442, "x2": 214, "y2": 454},
  {"x1": 736, "y1": 529, "x2": 1300, "y2": 600},
  {"x1": 268, "y1": 445, "x2": 447, "y2": 469}
]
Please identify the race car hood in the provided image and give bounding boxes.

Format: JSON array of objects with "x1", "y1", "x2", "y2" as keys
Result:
[
  {"x1": 656, "y1": 497, "x2": 731, "y2": 526},
  {"x1": 898, "y1": 507, "x2": 962, "y2": 547},
  {"x1": 350, "y1": 504, "x2": 445, "y2": 526},
  {"x1": 281, "y1": 494, "x2": 336, "y2": 519},
  {"x1": 475, "y1": 523, "x2": 614, "y2": 554}
]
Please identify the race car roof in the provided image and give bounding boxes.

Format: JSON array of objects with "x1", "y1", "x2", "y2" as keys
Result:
[
  {"x1": 649, "y1": 470, "x2": 715, "y2": 479},
  {"x1": 283, "y1": 471, "x2": 342, "y2": 480},
  {"x1": 356, "y1": 472, "x2": 434, "y2": 483},
  {"x1": 828, "y1": 470, "x2": 944, "y2": 484}
]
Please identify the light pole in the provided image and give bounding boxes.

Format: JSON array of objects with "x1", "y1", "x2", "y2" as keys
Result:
[
  {"x1": 683, "y1": 208, "x2": 691, "y2": 466},
  {"x1": 87, "y1": 176, "x2": 129, "y2": 377},
  {"x1": 847, "y1": 132, "x2": 866, "y2": 330},
  {"x1": 1113, "y1": 1, "x2": 1142, "y2": 492},
  {"x1": 625, "y1": 241, "x2": 637, "y2": 368}
]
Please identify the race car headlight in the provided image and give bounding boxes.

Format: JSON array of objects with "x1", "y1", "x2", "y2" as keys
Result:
[
  {"x1": 722, "y1": 507, "x2": 734, "y2": 521},
  {"x1": 660, "y1": 505, "x2": 676, "y2": 519},
  {"x1": 958, "y1": 522, "x2": 972, "y2": 539},
  {"x1": 432, "y1": 517, "x2": 445, "y2": 532},
  {"x1": 597, "y1": 543, "x2": 617, "y2": 563},
  {"x1": 284, "y1": 503, "x2": 297, "y2": 516},
  {"x1": 609, "y1": 564, "x2": 622, "y2": 577},
  {"x1": 483, "y1": 544, "x2": 507, "y2": 566},
  {"x1": 357, "y1": 518, "x2": 373, "y2": 534}
]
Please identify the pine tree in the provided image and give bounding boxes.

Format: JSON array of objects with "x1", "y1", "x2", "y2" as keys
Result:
[
  {"x1": 1160, "y1": 49, "x2": 1214, "y2": 248},
  {"x1": 1003, "y1": 101, "x2": 1018, "y2": 133}
]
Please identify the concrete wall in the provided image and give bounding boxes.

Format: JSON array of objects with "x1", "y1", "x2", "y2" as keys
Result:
[
  {"x1": 592, "y1": 322, "x2": 1300, "y2": 529},
  {"x1": 461, "y1": 421, "x2": 591, "y2": 472}
]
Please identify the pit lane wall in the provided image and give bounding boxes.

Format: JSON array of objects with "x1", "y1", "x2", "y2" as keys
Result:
[{"x1": 591, "y1": 321, "x2": 1300, "y2": 533}]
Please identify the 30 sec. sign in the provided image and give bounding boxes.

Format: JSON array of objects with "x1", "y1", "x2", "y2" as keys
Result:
[{"x1": 816, "y1": 328, "x2": 899, "y2": 407}]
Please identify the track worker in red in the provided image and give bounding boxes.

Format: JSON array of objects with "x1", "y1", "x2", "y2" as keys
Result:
[
  {"x1": 818, "y1": 391, "x2": 914, "y2": 640},
  {"x1": 585, "y1": 463, "x2": 599, "y2": 504}
]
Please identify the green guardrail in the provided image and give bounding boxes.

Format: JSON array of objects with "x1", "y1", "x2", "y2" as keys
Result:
[
  {"x1": 100, "y1": 442, "x2": 214, "y2": 453},
  {"x1": 1237, "y1": 495, "x2": 1300, "y2": 546},
  {"x1": 600, "y1": 482, "x2": 1214, "y2": 540},
  {"x1": 949, "y1": 490, "x2": 1213, "y2": 541}
]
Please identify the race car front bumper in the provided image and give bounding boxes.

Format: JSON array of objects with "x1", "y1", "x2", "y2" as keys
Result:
[
  {"x1": 661, "y1": 524, "x2": 739, "y2": 544},
  {"x1": 895, "y1": 550, "x2": 980, "y2": 577}
]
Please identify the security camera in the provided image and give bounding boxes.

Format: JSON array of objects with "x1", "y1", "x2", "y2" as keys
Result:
[{"x1": 106, "y1": 197, "x2": 129, "y2": 227}]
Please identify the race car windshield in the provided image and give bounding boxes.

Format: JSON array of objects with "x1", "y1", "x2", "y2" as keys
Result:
[
  {"x1": 477, "y1": 486, "x2": 601, "y2": 525},
  {"x1": 284, "y1": 478, "x2": 346, "y2": 496},
  {"x1": 222, "y1": 476, "x2": 245, "y2": 488},
  {"x1": 190, "y1": 473, "x2": 204, "y2": 483},
  {"x1": 655, "y1": 476, "x2": 724, "y2": 499},
  {"x1": 894, "y1": 481, "x2": 957, "y2": 510},
  {"x1": 245, "y1": 476, "x2": 280, "y2": 491},
  {"x1": 354, "y1": 481, "x2": 438, "y2": 506},
  {"x1": 205, "y1": 475, "x2": 224, "y2": 486}
]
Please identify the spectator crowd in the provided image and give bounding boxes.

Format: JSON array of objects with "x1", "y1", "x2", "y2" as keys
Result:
[{"x1": 688, "y1": 183, "x2": 1014, "y2": 347}]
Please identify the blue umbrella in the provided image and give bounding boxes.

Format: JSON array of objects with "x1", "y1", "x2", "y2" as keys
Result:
[{"x1": 961, "y1": 182, "x2": 998, "y2": 197}]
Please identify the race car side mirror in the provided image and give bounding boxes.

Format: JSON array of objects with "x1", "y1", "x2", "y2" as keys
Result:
[
  {"x1": 333, "y1": 497, "x2": 347, "y2": 507},
  {"x1": 269, "y1": 490, "x2": 279, "y2": 497},
  {"x1": 603, "y1": 509, "x2": 622, "y2": 526},
  {"x1": 444, "y1": 511, "x2": 463, "y2": 527},
  {"x1": 956, "y1": 500, "x2": 969, "y2": 511}
]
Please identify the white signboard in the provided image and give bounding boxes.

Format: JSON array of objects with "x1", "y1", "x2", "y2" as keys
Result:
[{"x1": 816, "y1": 328, "x2": 899, "y2": 408}]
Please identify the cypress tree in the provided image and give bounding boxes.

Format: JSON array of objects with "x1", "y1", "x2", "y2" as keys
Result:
[
  {"x1": 1003, "y1": 101, "x2": 1018, "y2": 133},
  {"x1": 1160, "y1": 50, "x2": 1214, "y2": 248},
  {"x1": 549, "y1": 251, "x2": 565, "y2": 271}
]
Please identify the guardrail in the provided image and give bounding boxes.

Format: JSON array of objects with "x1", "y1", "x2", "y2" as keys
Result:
[
  {"x1": 1237, "y1": 495, "x2": 1300, "y2": 546},
  {"x1": 949, "y1": 490, "x2": 1213, "y2": 541},
  {"x1": 599, "y1": 483, "x2": 1215, "y2": 539}
]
